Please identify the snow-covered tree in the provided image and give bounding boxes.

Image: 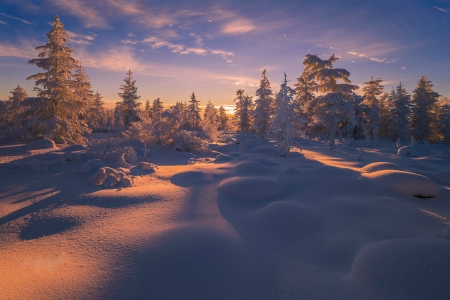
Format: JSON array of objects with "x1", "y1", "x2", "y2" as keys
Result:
[
  {"x1": 218, "y1": 106, "x2": 229, "y2": 131},
  {"x1": 188, "y1": 92, "x2": 201, "y2": 129},
  {"x1": 362, "y1": 76, "x2": 383, "y2": 142},
  {"x1": 26, "y1": 15, "x2": 90, "y2": 144},
  {"x1": 294, "y1": 64, "x2": 317, "y2": 126},
  {"x1": 117, "y1": 70, "x2": 141, "y2": 130},
  {"x1": 89, "y1": 91, "x2": 106, "y2": 130},
  {"x1": 390, "y1": 82, "x2": 411, "y2": 142},
  {"x1": 233, "y1": 89, "x2": 253, "y2": 132},
  {"x1": 152, "y1": 97, "x2": 164, "y2": 123},
  {"x1": 5, "y1": 85, "x2": 28, "y2": 128},
  {"x1": 144, "y1": 99, "x2": 152, "y2": 119},
  {"x1": 272, "y1": 73, "x2": 297, "y2": 157},
  {"x1": 201, "y1": 100, "x2": 219, "y2": 141},
  {"x1": 72, "y1": 63, "x2": 94, "y2": 124},
  {"x1": 305, "y1": 54, "x2": 358, "y2": 149},
  {"x1": 410, "y1": 76, "x2": 440, "y2": 142},
  {"x1": 377, "y1": 92, "x2": 391, "y2": 140},
  {"x1": 438, "y1": 97, "x2": 450, "y2": 144},
  {"x1": 253, "y1": 69, "x2": 274, "y2": 139}
]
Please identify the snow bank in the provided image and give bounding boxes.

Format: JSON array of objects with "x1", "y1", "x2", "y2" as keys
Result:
[
  {"x1": 218, "y1": 176, "x2": 284, "y2": 201},
  {"x1": 362, "y1": 170, "x2": 439, "y2": 198},
  {"x1": 63, "y1": 144, "x2": 86, "y2": 151},
  {"x1": 26, "y1": 139, "x2": 56, "y2": 150},
  {"x1": 171, "y1": 170, "x2": 213, "y2": 187},
  {"x1": 397, "y1": 144, "x2": 430, "y2": 157},
  {"x1": 349, "y1": 237, "x2": 450, "y2": 299},
  {"x1": 238, "y1": 140, "x2": 261, "y2": 152},
  {"x1": 214, "y1": 154, "x2": 234, "y2": 164},
  {"x1": 88, "y1": 167, "x2": 134, "y2": 188},
  {"x1": 235, "y1": 160, "x2": 270, "y2": 175},
  {"x1": 361, "y1": 162, "x2": 403, "y2": 173}
]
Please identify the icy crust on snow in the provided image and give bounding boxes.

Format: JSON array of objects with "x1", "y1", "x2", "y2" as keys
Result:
[
  {"x1": 349, "y1": 237, "x2": 450, "y2": 299},
  {"x1": 362, "y1": 170, "x2": 439, "y2": 198},
  {"x1": 361, "y1": 162, "x2": 403, "y2": 173},
  {"x1": 218, "y1": 177, "x2": 284, "y2": 201}
]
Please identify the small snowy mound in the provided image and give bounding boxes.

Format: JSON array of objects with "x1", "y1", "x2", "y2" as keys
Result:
[
  {"x1": 218, "y1": 176, "x2": 284, "y2": 201},
  {"x1": 398, "y1": 144, "x2": 429, "y2": 157},
  {"x1": 251, "y1": 201, "x2": 322, "y2": 236},
  {"x1": 26, "y1": 139, "x2": 56, "y2": 150},
  {"x1": 235, "y1": 160, "x2": 270, "y2": 175},
  {"x1": 361, "y1": 162, "x2": 403, "y2": 173},
  {"x1": 281, "y1": 167, "x2": 301, "y2": 176},
  {"x1": 170, "y1": 170, "x2": 213, "y2": 187},
  {"x1": 88, "y1": 167, "x2": 134, "y2": 188},
  {"x1": 253, "y1": 146, "x2": 277, "y2": 155},
  {"x1": 349, "y1": 237, "x2": 450, "y2": 298},
  {"x1": 63, "y1": 144, "x2": 86, "y2": 151},
  {"x1": 138, "y1": 162, "x2": 158, "y2": 171},
  {"x1": 238, "y1": 140, "x2": 261, "y2": 152},
  {"x1": 214, "y1": 154, "x2": 234, "y2": 164},
  {"x1": 362, "y1": 170, "x2": 439, "y2": 198}
]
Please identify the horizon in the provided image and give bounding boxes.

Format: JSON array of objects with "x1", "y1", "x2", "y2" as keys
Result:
[{"x1": 1, "y1": 0, "x2": 449, "y2": 108}]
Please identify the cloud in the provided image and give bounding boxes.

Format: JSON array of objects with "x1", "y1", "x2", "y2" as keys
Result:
[
  {"x1": 433, "y1": 6, "x2": 449, "y2": 12},
  {"x1": 0, "y1": 20, "x2": 6, "y2": 25},
  {"x1": 221, "y1": 19, "x2": 256, "y2": 35},
  {"x1": 0, "y1": 12, "x2": 32, "y2": 24},
  {"x1": 189, "y1": 33, "x2": 204, "y2": 47},
  {"x1": 143, "y1": 36, "x2": 208, "y2": 56},
  {"x1": 66, "y1": 30, "x2": 97, "y2": 45},
  {"x1": 49, "y1": 0, "x2": 110, "y2": 28},
  {"x1": 75, "y1": 46, "x2": 144, "y2": 71},
  {"x1": 0, "y1": 40, "x2": 37, "y2": 59},
  {"x1": 121, "y1": 39, "x2": 138, "y2": 45},
  {"x1": 210, "y1": 49, "x2": 234, "y2": 60},
  {"x1": 347, "y1": 51, "x2": 388, "y2": 63}
]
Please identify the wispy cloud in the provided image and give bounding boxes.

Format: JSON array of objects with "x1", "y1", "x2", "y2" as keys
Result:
[
  {"x1": 0, "y1": 40, "x2": 37, "y2": 59},
  {"x1": 0, "y1": 12, "x2": 32, "y2": 24},
  {"x1": 210, "y1": 49, "x2": 235, "y2": 62},
  {"x1": 221, "y1": 19, "x2": 256, "y2": 35},
  {"x1": 189, "y1": 33, "x2": 204, "y2": 47},
  {"x1": 433, "y1": 6, "x2": 449, "y2": 12},
  {"x1": 49, "y1": 0, "x2": 109, "y2": 28},
  {"x1": 347, "y1": 51, "x2": 389, "y2": 63},
  {"x1": 0, "y1": 20, "x2": 6, "y2": 25},
  {"x1": 66, "y1": 30, "x2": 97, "y2": 45}
]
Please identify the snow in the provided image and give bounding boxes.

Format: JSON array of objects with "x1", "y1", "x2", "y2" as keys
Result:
[
  {"x1": 26, "y1": 139, "x2": 56, "y2": 150},
  {"x1": 1, "y1": 134, "x2": 450, "y2": 299}
]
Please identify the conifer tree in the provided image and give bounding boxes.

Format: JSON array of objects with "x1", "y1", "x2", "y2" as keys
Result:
[
  {"x1": 144, "y1": 99, "x2": 152, "y2": 119},
  {"x1": 390, "y1": 82, "x2": 411, "y2": 142},
  {"x1": 73, "y1": 63, "x2": 93, "y2": 123},
  {"x1": 117, "y1": 70, "x2": 141, "y2": 130},
  {"x1": 152, "y1": 97, "x2": 164, "y2": 123},
  {"x1": 201, "y1": 100, "x2": 219, "y2": 141},
  {"x1": 90, "y1": 91, "x2": 106, "y2": 129},
  {"x1": 362, "y1": 76, "x2": 383, "y2": 142},
  {"x1": 188, "y1": 92, "x2": 201, "y2": 128},
  {"x1": 294, "y1": 65, "x2": 317, "y2": 125},
  {"x1": 305, "y1": 54, "x2": 358, "y2": 149},
  {"x1": 377, "y1": 92, "x2": 391, "y2": 140},
  {"x1": 253, "y1": 69, "x2": 274, "y2": 139},
  {"x1": 410, "y1": 76, "x2": 440, "y2": 142},
  {"x1": 5, "y1": 85, "x2": 28, "y2": 128},
  {"x1": 438, "y1": 97, "x2": 450, "y2": 144},
  {"x1": 26, "y1": 15, "x2": 90, "y2": 143},
  {"x1": 233, "y1": 89, "x2": 253, "y2": 132},
  {"x1": 218, "y1": 106, "x2": 229, "y2": 131},
  {"x1": 272, "y1": 73, "x2": 297, "y2": 157}
]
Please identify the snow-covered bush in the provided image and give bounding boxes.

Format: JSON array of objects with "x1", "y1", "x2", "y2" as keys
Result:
[
  {"x1": 172, "y1": 130, "x2": 209, "y2": 152},
  {"x1": 88, "y1": 167, "x2": 134, "y2": 188}
]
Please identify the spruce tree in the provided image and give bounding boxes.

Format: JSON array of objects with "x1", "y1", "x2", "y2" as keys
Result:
[
  {"x1": 73, "y1": 63, "x2": 94, "y2": 124},
  {"x1": 117, "y1": 70, "x2": 141, "y2": 129},
  {"x1": 6, "y1": 85, "x2": 28, "y2": 128},
  {"x1": 377, "y1": 92, "x2": 391, "y2": 140},
  {"x1": 410, "y1": 76, "x2": 440, "y2": 142},
  {"x1": 188, "y1": 92, "x2": 201, "y2": 128},
  {"x1": 294, "y1": 65, "x2": 317, "y2": 127},
  {"x1": 152, "y1": 97, "x2": 164, "y2": 123},
  {"x1": 90, "y1": 91, "x2": 105, "y2": 129},
  {"x1": 144, "y1": 99, "x2": 152, "y2": 119},
  {"x1": 272, "y1": 73, "x2": 296, "y2": 157},
  {"x1": 201, "y1": 100, "x2": 219, "y2": 141},
  {"x1": 438, "y1": 97, "x2": 450, "y2": 144},
  {"x1": 218, "y1": 106, "x2": 229, "y2": 131},
  {"x1": 233, "y1": 89, "x2": 253, "y2": 132},
  {"x1": 253, "y1": 69, "x2": 274, "y2": 139},
  {"x1": 390, "y1": 82, "x2": 411, "y2": 142},
  {"x1": 362, "y1": 76, "x2": 383, "y2": 142},
  {"x1": 26, "y1": 15, "x2": 90, "y2": 143}
]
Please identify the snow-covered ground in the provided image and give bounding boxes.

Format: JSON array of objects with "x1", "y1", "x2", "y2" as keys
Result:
[{"x1": 1, "y1": 134, "x2": 449, "y2": 299}]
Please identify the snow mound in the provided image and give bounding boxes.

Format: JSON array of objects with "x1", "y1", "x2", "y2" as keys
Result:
[
  {"x1": 218, "y1": 176, "x2": 284, "y2": 201},
  {"x1": 238, "y1": 140, "x2": 261, "y2": 152},
  {"x1": 228, "y1": 152, "x2": 243, "y2": 158},
  {"x1": 253, "y1": 146, "x2": 277, "y2": 155},
  {"x1": 362, "y1": 170, "x2": 439, "y2": 198},
  {"x1": 88, "y1": 167, "x2": 134, "y2": 188},
  {"x1": 214, "y1": 154, "x2": 234, "y2": 164},
  {"x1": 281, "y1": 167, "x2": 301, "y2": 176},
  {"x1": 361, "y1": 162, "x2": 403, "y2": 173},
  {"x1": 235, "y1": 160, "x2": 270, "y2": 175},
  {"x1": 28, "y1": 158, "x2": 48, "y2": 172},
  {"x1": 349, "y1": 237, "x2": 450, "y2": 298},
  {"x1": 251, "y1": 201, "x2": 322, "y2": 236},
  {"x1": 398, "y1": 144, "x2": 429, "y2": 157},
  {"x1": 26, "y1": 139, "x2": 56, "y2": 150},
  {"x1": 171, "y1": 170, "x2": 213, "y2": 187},
  {"x1": 138, "y1": 162, "x2": 158, "y2": 171},
  {"x1": 63, "y1": 144, "x2": 86, "y2": 151}
]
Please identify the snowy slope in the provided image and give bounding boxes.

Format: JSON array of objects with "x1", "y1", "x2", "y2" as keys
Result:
[{"x1": 0, "y1": 134, "x2": 449, "y2": 299}]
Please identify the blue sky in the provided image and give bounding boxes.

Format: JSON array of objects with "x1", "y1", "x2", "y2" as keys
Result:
[{"x1": 0, "y1": 0, "x2": 449, "y2": 109}]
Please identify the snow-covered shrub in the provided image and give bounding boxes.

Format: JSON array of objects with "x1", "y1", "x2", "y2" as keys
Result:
[
  {"x1": 172, "y1": 130, "x2": 209, "y2": 152},
  {"x1": 88, "y1": 167, "x2": 134, "y2": 188}
]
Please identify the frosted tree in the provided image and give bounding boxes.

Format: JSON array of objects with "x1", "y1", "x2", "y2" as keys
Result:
[
  {"x1": 26, "y1": 15, "x2": 90, "y2": 143},
  {"x1": 117, "y1": 70, "x2": 141, "y2": 130},
  {"x1": 294, "y1": 64, "x2": 317, "y2": 128},
  {"x1": 73, "y1": 63, "x2": 94, "y2": 124},
  {"x1": 377, "y1": 92, "x2": 391, "y2": 140},
  {"x1": 390, "y1": 82, "x2": 411, "y2": 142},
  {"x1": 201, "y1": 100, "x2": 219, "y2": 141},
  {"x1": 272, "y1": 73, "x2": 297, "y2": 157},
  {"x1": 144, "y1": 100, "x2": 152, "y2": 119},
  {"x1": 89, "y1": 91, "x2": 106, "y2": 130},
  {"x1": 233, "y1": 89, "x2": 253, "y2": 132},
  {"x1": 188, "y1": 92, "x2": 201, "y2": 129},
  {"x1": 362, "y1": 76, "x2": 383, "y2": 142},
  {"x1": 218, "y1": 106, "x2": 229, "y2": 131},
  {"x1": 253, "y1": 69, "x2": 274, "y2": 139},
  {"x1": 305, "y1": 54, "x2": 358, "y2": 149},
  {"x1": 410, "y1": 76, "x2": 440, "y2": 142},
  {"x1": 5, "y1": 85, "x2": 28, "y2": 128},
  {"x1": 438, "y1": 97, "x2": 450, "y2": 144},
  {"x1": 152, "y1": 97, "x2": 164, "y2": 123}
]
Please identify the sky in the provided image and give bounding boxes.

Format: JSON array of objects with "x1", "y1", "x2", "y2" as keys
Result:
[{"x1": 0, "y1": 0, "x2": 449, "y2": 110}]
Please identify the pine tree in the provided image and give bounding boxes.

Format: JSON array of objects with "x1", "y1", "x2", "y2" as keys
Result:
[
  {"x1": 201, "y1": 100, "x2": 219, "y2": 141},
  {"x1": 26, "y1": 15, "x2": 90, "y2": 143},
  {"x1": 117, "y1": 70, "x2": 141, "y2": 130},
  {"x1": 253, "y1": 69, "x2": 274, "y2": 139},
  {"x1": 410, "y1": 76, "x2": 440, "y2": 142},
  {"x1": 233, "y1": 89, "x2": 253, "y2": 132},
  {"x1": 188, "y1": 92, "x2": 201, "y2": 129},
  {"x1": 362, "y1": 76, "x2": 383, "y2": 142},
  {"x1": 272, "y1": 73, "x2": 297, "y2": 157},
  {"x1": 377, "y1": 92, "x2": 391, "y2": 140},
  {"x1": 294, "y1": 65, "x2": 317, "y2": 126},
  {"x1": 390, "y1": 82, "x2": 411, "y2": 142},
  {"x1": 144, "y1": 99, "x2": 152, "y2": 119},
  {"x1": 90, "y1": 91, "x2": 106, "y2": 130},
  {"x1": 73, "y1": 63, "x2": 94, "y2": 124},
  {"x1": 218, "y1": 106, "x2": 229, "y2": 131},
  {"x1": 152, "y1": 97, "x2": 164, "y2": 123},
  {"x1": 5, "y1": 85, "x2": 28, "y2": 128},
  {"x1": 438, "y1": 97, "x2": 450, "y2": 144},
  {"x1": 305, "y1": 54, "x2": 358, "y2": 149}
]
